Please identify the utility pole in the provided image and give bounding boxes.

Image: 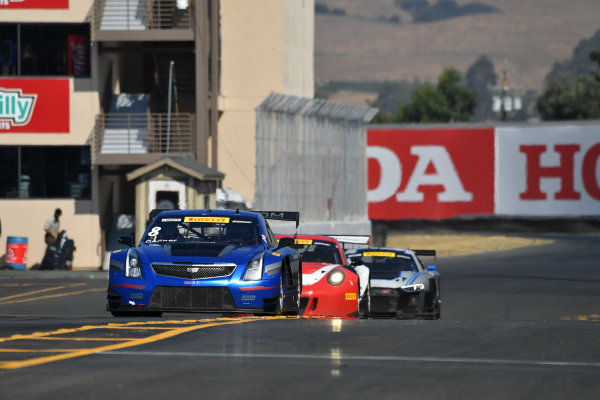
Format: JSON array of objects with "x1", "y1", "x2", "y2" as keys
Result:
[
  {"x1": 166, "y1": 60, "x2": 174, "y2": 154},
  {"x1": 500, "y1": 70, "x2": 508, "y2": 122},
  {"x1": 491, "y1": 60, "x2": 522, "y2": 122}
]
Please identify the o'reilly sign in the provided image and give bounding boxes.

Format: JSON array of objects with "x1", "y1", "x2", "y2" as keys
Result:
[
  {"x1": 0, "y1": 88, "x2": 36, "y2": 126},
  {"x1": 0, "y1": 79, "x2": 69, "y2": 133}
]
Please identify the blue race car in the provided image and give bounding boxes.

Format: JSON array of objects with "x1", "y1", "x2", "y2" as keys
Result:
[
  {"x1": 346, "y1": 248, "x2": 441, "y2": 319},
  {"x1": 107, "y1": 209, "x2": 302, "y2": 317}
]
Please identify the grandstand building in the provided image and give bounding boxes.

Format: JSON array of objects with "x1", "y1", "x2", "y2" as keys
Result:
[{"x1": 0, "y1": 0, "x2": 314, "y2": 269}]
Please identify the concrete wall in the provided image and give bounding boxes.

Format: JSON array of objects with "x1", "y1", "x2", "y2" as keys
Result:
[
  {"x1": 0, "y1": 199, "x2": 103, "y2": 269},
  {"x1": 218, "y1": 0, "x2": 314, "y2": 202}
]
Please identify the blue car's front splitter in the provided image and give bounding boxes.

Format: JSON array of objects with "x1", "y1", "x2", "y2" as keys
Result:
[{"x1": 107, "y1": 275, "x2": 282, "y2": 314}]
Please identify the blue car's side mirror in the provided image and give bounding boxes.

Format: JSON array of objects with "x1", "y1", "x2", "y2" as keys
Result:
[
  {"x1": 275, "y1": 236, "x2": 294, "y2": 251},
  {"x1": 118, "y1": 236, "x2": 135, "y2": 247}
]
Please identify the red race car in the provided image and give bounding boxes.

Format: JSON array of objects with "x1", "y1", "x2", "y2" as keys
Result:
[{"x1": 276, "y1": 234, "x2": 370, "y2": 318}]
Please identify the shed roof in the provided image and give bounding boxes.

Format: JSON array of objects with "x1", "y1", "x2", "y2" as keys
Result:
[{"x1": 126, "y1": 156, "x2": 225, "y2": 182}]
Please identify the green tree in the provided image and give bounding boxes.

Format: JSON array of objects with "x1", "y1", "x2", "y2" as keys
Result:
[
  {"x1": 396, "y1": 67, "x2": 476, "y2": 122},
  {"x1": 545, "y1": 29, "x2": 600, "y2": 85},
  {"x1": 537, "y1": 51, "x2": 600, "y2": 120},
  {"x1": 537, "y1": 74, "x2": 600, "y2": 120},
  {"x1": 465, "y1": 55, "x2": 497, "y2": 121}
]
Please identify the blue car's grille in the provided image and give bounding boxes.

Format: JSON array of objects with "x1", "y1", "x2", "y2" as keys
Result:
[
  {"x1": 149, "y1": 286, "x2": 235, "y2": 310},
  {"x1": 151, "y1": 263, "x2": 237, "y2": 279}
]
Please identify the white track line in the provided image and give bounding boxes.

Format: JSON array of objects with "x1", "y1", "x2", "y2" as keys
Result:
[{"x1": 100, "y1": 350, "x2": 600, "y2": 369}]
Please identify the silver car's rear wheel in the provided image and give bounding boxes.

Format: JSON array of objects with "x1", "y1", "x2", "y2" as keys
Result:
[{"x1": 358, "y1": 283, "x2": 371, "y2": 318}]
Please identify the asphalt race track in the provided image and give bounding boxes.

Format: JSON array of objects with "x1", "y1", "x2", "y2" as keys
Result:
[{"x1": 1, "y1": 234, "x2": 599, "y2": 399}]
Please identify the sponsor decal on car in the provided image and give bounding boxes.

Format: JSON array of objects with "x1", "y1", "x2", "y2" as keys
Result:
[
  {"x1": 362, "y1": 251, "x2": 396, "y2": 257},
  {"x1": 161, "y1": 218, "x2": 181, "y2": 222},
  {"x1": 345, "y1": 292, "x2": 357, "y2": 301},
  {"x1": 184, "y1": 280, "x2": 204, "y2": 285},
  {"x1": 294, "y1": 239, "x2": 312, "y2": 245},
  {"x1": 184, "y1": 216, "x2": 230, "y2": 223}
]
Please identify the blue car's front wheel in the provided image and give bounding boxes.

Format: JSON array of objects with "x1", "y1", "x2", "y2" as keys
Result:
[{"x1": 276, "y1": 271, "x2": 285, "y2": 315}]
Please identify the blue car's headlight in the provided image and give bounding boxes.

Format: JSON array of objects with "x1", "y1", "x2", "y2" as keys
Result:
[
  {"x1": 243, "y1": 253, "x2": 264, "y2": 281},
  {"x1": 125, "y1": 249, "x2": 142, "y2": 278}
]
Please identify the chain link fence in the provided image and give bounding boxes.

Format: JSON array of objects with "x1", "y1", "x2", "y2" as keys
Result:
[{"x1": 255, "y1": 92, "x2": 378, "y2": 233}]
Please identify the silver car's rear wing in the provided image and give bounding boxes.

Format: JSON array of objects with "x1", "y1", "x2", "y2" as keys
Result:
[
  {"x1": 414, "y1": 249, "x2": 437, "y2": 260},
  {"x1": 328, "y1": 235, "x2": 371, "y2": 251},
  {"x1": 257, "y1": 211, "x2": 300, "y2": 229}
]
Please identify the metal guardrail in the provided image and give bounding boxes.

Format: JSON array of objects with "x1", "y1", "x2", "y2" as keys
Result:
[
  {"x1": 92, "y1": 0, "x2": 193, "y2": 37},
  {"x1": 91, "y1": 112, "x2": 195, "y2": 162}
]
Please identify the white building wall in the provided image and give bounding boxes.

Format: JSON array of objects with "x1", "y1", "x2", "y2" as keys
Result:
[
  {"x1": 1, "y1": 199, "x2": 103, "y2": 269},
  {"x1": 218, "y1": 0, "x2": 314, "y2": 202}
]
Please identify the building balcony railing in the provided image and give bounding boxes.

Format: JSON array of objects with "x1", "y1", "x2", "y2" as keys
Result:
[
  {"x1": 92, "y1": 112, "x2": 196, "y2": 164},
  {"x1": 92, "y1": 0, "x2": 194, "y2": 41}
]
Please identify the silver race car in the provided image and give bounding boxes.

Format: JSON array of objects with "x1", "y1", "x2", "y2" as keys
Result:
[{"x1": 346, "y1": 248, "x2": 441, "y2": 319}]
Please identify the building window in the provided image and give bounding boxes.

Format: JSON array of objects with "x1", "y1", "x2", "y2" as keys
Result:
[
  {"x1": 0, "y1": 23, "x2": 90, "y2": 77},
  {"x1": 0, "y1": 146, "x2": 91, "y2": 199},
  {"x1": 0, "y1": 25, "x2": 18, "y2": 76}
]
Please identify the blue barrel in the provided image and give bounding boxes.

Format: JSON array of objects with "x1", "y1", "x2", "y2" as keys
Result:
[{"x1": 6, "y1": 236, "x2": 28, "y2": 270}]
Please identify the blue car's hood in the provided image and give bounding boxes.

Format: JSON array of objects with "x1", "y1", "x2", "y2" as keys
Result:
[{"x1": 138, "y1": 242, "x2": 264, "y2": 264}]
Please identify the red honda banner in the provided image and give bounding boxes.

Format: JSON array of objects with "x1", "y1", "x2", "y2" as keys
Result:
[
  {"x1": 0, "y1": 78, "x2": 70, "y2": 133},
  {"x1": 0, "y1": 0, "x2": 69, "y2": 9},
  {"x1": 367, "y1": 128, "x2": 495, "y2": 220},
  {"x1": 68, "y1": 35, "x2": 89, "y2": 77}
]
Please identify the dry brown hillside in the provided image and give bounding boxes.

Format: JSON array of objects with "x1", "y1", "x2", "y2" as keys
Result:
[{"x1": 315, "y1": 0, "x2": 600, "y2": 95}]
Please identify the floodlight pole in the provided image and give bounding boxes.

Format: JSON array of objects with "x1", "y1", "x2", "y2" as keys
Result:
[
  {"x1": 166, "y1": 60, "x2": 174, "y2": 154},
  {"x1": 500, "y1": 70, "x2": 508, "y2": 122}
]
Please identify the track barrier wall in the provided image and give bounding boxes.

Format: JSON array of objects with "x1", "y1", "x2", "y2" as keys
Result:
[{"x1": 367, "y1": 123, "x2": 600, "y2": 221}]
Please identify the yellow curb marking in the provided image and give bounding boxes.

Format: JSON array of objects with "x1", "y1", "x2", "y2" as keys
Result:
[
  {"x1": 31, "y1": 337, "x2": 136, "y2": 342},
  {"x1": 0, "y1": 349, "x2": 81, "y2": 353},
  {"x1": 0, "y1": 284, "x2": 36, "y2": 287},
  {"x1": 0, "y1": 318, "x2": 258, "y2": 370},
  {"x1": 0, "y1": 283, "x2": 86, "y2": 302},
  {"x1": 0, "y1": 288, "x2": 104, "y2": 305},
  {"x1": 561, "y1": 314, "x2": 600, "y2": 322}
]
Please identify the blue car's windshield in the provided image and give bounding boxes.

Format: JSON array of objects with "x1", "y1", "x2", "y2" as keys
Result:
[{"x1": 143, "y1": 215, "x2": 261, "y2": 245}]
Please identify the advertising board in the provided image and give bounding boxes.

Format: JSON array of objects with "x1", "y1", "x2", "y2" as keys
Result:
[
  {"x1": 0, "y1": 78, "x2": 70, "y2": 133},
  {"x1": 0, "y1": 0, "x2": 68, "y2": 9},
  {"x1": 496, "y1": 125, "x2": 600, "y2": 216},
  {"x1": 367, "y1": 128, "x2": 495, "y2": 220}
]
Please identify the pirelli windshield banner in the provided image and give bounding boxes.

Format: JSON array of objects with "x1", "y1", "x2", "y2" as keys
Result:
[
  {"x1": 0, "y1": 0, "x2": 69, "y2": 9},
  {"x1": 367, "y1": 125, "x2": 600, "y2": 219},
  {"x1": 0, "y1": 79, "x2": 70, "y2": 133}
]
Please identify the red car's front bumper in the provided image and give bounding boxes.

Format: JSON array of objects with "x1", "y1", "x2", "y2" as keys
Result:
[{"x1": 300, "y1": 269, "x2": 359, "y2": 317}]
